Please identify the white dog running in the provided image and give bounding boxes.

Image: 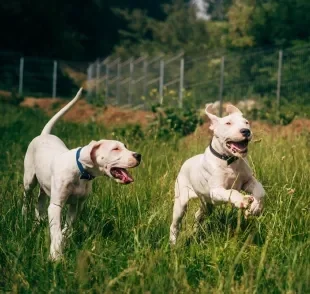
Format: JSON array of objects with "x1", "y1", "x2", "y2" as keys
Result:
[
  {"x1": 23, "y1": 88, "x2": 141, "y2": 260},
  {"x1": 169, "y1": 103, "x2": 265, "y2": 244}
]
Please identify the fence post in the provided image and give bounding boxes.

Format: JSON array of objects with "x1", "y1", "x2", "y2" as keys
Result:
[
  {"x1": 18, "y1": 57, "x2": 24, "y2": 96},
  {"x1": 86, "y1": 63, "x2": 93, "y2": 99},
  {"x1": 143, "y1": 59, "x2": 148, "y2": 98},
  {"x1": 159, "y1": 59, "x2": 164, "y2": 104},
  {"x1": 178, "y1": 58, "x2": 184, "y2": 109},
  {"x1": 105, "y1": 62, "x2": 109, "y2": 102},
  {"x1": 96, "y1": 60, "x2": 100, "y2": 99},
  {"x1": 116, "y1": 60, "x2": 121, "y2": 104},
  {"x1": 219, "y1": 56, "x2": 225, "y2": 117},
  {"x1": 52, "y1": 60, "x2": 57, "y2": 98},
  {"x1": 128, "y1": 58, "x2": 134, "y2": 105},
  {"x1": 276, "y1": 50, "x2": 283, "y2": 111}
]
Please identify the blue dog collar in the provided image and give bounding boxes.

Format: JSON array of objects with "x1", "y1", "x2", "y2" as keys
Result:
[{"x1": 76, "y1": 147, "x2": 96, "y2": 180}]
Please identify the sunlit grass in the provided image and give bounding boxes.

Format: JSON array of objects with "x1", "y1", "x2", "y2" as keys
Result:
[{"x1": 0, "y1": 104, "x2": 310, "y2": 293}]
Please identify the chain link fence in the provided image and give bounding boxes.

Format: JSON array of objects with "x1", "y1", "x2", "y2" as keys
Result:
[
  {"x1": 1, "y1": 45, "x2": 310, "y2": 110},
  {"x1": 0, "y1": 52, "x2": 89, "y2": 98},
  {"x1": 87, "y1": 45, "x2": 310, "y2": 111}
]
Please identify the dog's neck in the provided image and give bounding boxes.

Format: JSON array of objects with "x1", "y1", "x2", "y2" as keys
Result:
[
  {"x1": 76, "y1": 148, "x2": 96, "y2": 180},
  {"x1": 210, "y1": 137, "x2": 229, "y2": 156},
  {"x1": 208, "y1": 136, "x2": 239, "y2": 165}
]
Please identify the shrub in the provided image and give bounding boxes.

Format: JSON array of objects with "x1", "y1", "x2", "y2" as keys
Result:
[
  {"x1": 245, "y1": 97, "x2": 298, "y2": 126},
  {"x1": 149, "y1": 103, "x2": 203, "y2": 139},
  {"x1": 111, "y1": 124, "x2": 144, "y2": 141}
]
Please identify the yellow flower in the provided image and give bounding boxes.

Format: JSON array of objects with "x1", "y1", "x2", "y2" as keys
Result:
[
  {"x1": 169, "y1": 90, "x2": 176, "y2": 96},
  {"x1": 141, "y1": 96, "x2": 146, "y2": 101}
]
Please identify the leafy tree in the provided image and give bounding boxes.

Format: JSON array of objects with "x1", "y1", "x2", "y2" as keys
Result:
[
  {"x1": 226, "y1": 0, "x2": 310, "y2": 49},
  {"x1": 206, "y1": 0, "x2": 233, "y2": 20},
  {"x1": 113, "y1": 1, "x2": 212, "y2": 58},
  {"x1": 0, "y1": 0, "x2": 174, "y2": 60}
]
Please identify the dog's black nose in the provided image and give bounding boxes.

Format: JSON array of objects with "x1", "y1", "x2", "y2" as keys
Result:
[
  {"x1": 133, "y1": 153, "x2": 142, "y2": 162},
  {"x1": 240, "y1": 128, "x2": 251, "y2": 138}
]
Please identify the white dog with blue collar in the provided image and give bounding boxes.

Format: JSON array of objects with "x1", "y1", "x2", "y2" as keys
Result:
[
  {"x1": 169, "y1": 103, "x2": 265, "y2": 244},
  {"x1": 23, "y1": 88, "x2": 141, "y2": 260}
]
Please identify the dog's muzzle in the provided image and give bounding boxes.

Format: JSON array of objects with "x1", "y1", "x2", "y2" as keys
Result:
[
  {"x1": 133, "y1": 153, "x2": 142, "y2": 162},
  {"x1": 226, "y1": 139, "x2": 249, "y2": 154},
  {"x1": 110, "y1": 153, "x2": 142, "y2": 184},
  {"x1": 240, "y1": 128, "x2": 251, "y2": 138}
]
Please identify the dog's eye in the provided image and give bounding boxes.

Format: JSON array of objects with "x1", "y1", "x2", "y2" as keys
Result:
[
  {"x1": 225, "y1": 122, "x2": 231, "y2": 125},
  {"x1": 245, "y1": 121, "x2": 249, "y2": 125},
  {"x1": 113, "y1": 147, "x2": 120, "y2": 151}
]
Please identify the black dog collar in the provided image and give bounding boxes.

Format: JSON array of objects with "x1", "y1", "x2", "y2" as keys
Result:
[
  {"x1": 209, "y1": 141, "x2": 239, "y2": 165},
  {"x1": 76, "y1": 148, "x2": 96, "y2": 180}
]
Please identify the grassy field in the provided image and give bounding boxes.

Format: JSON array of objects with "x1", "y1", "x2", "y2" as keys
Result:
[{"x1": 1, "y1": 103, "x2": 310, "y2": 293}]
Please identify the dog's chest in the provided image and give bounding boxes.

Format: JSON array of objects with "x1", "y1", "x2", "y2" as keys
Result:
[
  {"x1": 222, "y1": 169, "x2": 245, "y2": 190},
  {"x1": 67, "y1": 182, "x2": 92, "y2": 204}
]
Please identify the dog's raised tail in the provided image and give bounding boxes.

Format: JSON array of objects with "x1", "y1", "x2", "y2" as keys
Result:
[{"x1": 41, "y1": 88, "x2": 83, "y2": 135}]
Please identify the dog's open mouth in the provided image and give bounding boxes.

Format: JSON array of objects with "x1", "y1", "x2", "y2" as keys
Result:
[
  {"x1": 226, "y1": 139, "x2": 249, "y2": 153},
  {"x1": 110, "y1": 167, "x2": 134, "y2": 184}
]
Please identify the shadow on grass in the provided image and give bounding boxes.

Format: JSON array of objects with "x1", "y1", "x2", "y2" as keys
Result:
[{"x1": 185, "y1": 207, "x2": 267, "y2": 247}]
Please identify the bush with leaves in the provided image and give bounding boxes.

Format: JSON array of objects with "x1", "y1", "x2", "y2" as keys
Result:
[
  {"x1": 247, "y1": 97, "x2": 298, "y2": 126},
  {"x1": 149, "y1": 103, "x2": 203, "y2": 139},
  {"x1": 111, "y1": 124, "x2": 144, "y2": 141}
]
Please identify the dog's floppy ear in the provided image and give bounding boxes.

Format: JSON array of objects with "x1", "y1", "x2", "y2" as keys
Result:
[
  {"x1": 79, "y1": 140, "x2": 102, "y2": 168},
  {"x1": 226, "y1": 104, "x2": 242, "y2": 115},
  {"x1": 205, "y1": 103, "x2": 219, "y2": 130}
]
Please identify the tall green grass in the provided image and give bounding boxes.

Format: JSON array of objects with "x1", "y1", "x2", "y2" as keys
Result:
[{"x1": 0, "y1": 104, "x2": 310, "y2": 293}]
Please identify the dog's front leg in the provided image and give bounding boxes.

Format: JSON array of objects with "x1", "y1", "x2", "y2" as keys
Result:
[
  {"x1": 210, "y1": 187, "x2": 253, "y2": 209},
  {"x1": 243, "y1": 177, "x2": 265, "y2": 216},
  {"x1": 48, "y1": 179, "x2": 69, "y2": 260},
  {"x1": 48, "y1": 201, "x2": 64, "y2": 260}
]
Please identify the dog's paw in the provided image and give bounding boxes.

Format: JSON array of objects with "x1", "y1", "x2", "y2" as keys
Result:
[
  {"x1": 169, "y1": 234, "x2": 177, "y2": 245},
  {"x1": 49, "y1": 240, "x2": 64, "y2": 262},
  {"x1": 244, "y1": 198, "x2": 263, "y2": 218},
  {"x1": 49, "y1": 252, "x2": 63, "y2": 262},
  {"x1": 232, "y1": 194, "x2": 254, "y2": 209},
  {"x1": 241, "y1": 195, "x2": 254, "y2": 209}
]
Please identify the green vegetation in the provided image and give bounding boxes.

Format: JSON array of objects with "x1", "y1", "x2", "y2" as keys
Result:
[
  {"x1": 2, "y1": 0, "x2": 310, "y2": 61},
  {"x1": 0, "y1": 0, "x2": 174, "y2": 60},
  {"x1": 115, "y1": 0, "x2": 310, "y2": 57},
  {"x1": 2, "y1": 1, "x2": 310, "y2": 106},
  {"x1": 149, "y1": 103, "x2": 204, "y2": 139},
  {"x1": 1, "y1": 104, "x2": 310, "y2": 292},
  {"x1": 112, "y1": 1, "x2": 310, "y2": 108}
]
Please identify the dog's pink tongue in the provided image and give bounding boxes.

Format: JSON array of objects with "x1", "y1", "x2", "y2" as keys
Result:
[
  {"x1": 120, "y1": 169, "x2": 134, "y2": 184},
  {"x1": 231, "y1": 141, "x2": 246, "y2": 151}
]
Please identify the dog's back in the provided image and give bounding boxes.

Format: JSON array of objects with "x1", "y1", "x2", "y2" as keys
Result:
[
  {"x1": 24, "y1": 135, "x2": 68, "y2": 193},
  {"x1": 23, "y1": 88, "x2": 83, "y2": 198}
]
